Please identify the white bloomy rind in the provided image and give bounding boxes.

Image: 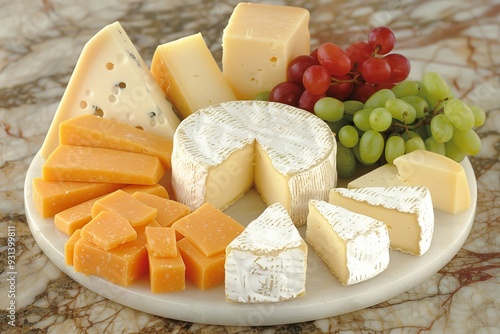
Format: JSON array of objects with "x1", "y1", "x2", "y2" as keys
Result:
[{"x1": 225, "y1": 203, "x2": 307, "y2": 303}]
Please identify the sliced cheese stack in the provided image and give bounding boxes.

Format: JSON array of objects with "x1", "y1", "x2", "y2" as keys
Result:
[
  {"x1": 329, "y1": 186, "x2": 434, "y2": 256},
  {"x1": 225, "y1": 203, "x2": 307, "y2": 303},
  {"x1": 307, "y1": 200, "x2": 390, "y2": 286},
  {"x1": 171, "y1": 100, "x2": 337, "y2": 226},
  {"x1": 39, "y1": 21, "x2": 180, "y2": 159}
]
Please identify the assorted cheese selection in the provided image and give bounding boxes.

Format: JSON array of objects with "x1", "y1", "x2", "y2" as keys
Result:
[{"x1": 32, "y1": 2, "x2": 473, "y2": 302}]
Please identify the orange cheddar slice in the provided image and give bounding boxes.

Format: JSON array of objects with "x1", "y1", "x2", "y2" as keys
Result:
[
  {"x1": 81, "y1": 211, "x2": 137, "y2": 250},
  {"x1": 92, "y1": 190, "x2": 157, "y2": 226},
  {"x1": 145, "y1": 226, "x2": 177, "y2": 257},
  {"x1": 64, "y1": 229, "x2": 82, "y2": 266},
  {"x1": 172, "y1": 203, "x2": 244, "y2": 257},
  {"x1": 132, "y1": 192, "x2": 190, "y2": 227},
  {"x1": 32, "y1": 177, "x2": 124, "y2": 218},
  {"x1": 177, "y1": 238, "x2": 225, "y2": 290},
  {"x1": 59, "y1": 114, "x2": 173, "y2": 169},
  {"x1": 73, "y1": 233, "x2": 148, "y2": 287},
  {"x1": 148, "y1": 252, "x2": 185, "y2": 293},
  {"x1": 42, "y1": 145, "x2": 165, "y2": 185},
  {"x1": 54, "y1": 184, "x2": 169, "y2": 236}
]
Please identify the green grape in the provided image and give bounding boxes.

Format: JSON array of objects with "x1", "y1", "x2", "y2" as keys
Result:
[
  {"x1": 343, "y1": 100, "x2": 365, "y2": 115},
  {"x1": 368, "y1": 107, "x2": 392, "y2": 132},
  {"x1": 385, "y1": 98, "x2": 417, "y2": 124},
  {"x1": 425, "y1": 136, "x2": 446, "y2": 155},
  {"x1": 314, "y1": 97, "x2": 345, "y2": 122},
  {"x1": 444, "y1": 99, "x2": 475, "y2": 131},
  {"x1": 400, "y1": 96, "x2": 429, "y2": 119},
  {"x1": 401, "y1": 130, "x2": 421, "y2": 141},
  {"x1": 326, "y1": 119, "x2": 350, "y2": 134},
  {"x1": 405, "y1": 136, "x2": 426, "y2": 153},
  {"x1": 445, "y1": 140, "x2": 467, "y2": 162},
  {"x1": 469, "y1": 105, "x2": 486, "y2": 127},
  {"x1": 364, "y1": 89, "x2": 396, "y2": 109},
  {"x1": 255, "y1": 91, "x2": 270, "y2": 101},
  {"x1": 359, "y1": 130, "x2": 384, "y2": 164},
  {"x1": 352, "y1": 143, "x2": 375, "y2": 166},
  {"x1": 385, "y1": 135, "x2": 405, "y2": 164},
  {"x1": 353, "y1": 108, "x2": 373, "y2": 132},
  {"x1": 391, "y1": 81, "x2": 421, "y2": 98},
  {"x1": 430, "y1": 114, "x2": 453, "y2": 143},
  {"x1": 452, "y1": 128, "x2": 481, "y2": 155},
  {"x1": 417, "y1": 81, "x2": 447, "y2": 111},
  {"x1": 336, "y1": 142, "x2": 357, "y2": 179},
  {"x1": 422, "y1": 72, "x2": 452, "y2": 101},
  {"x1": 338, "y1": 125, "x2": 359, "y2": 148}
]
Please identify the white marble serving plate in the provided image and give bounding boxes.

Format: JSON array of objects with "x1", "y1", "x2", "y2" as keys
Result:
[{"x1": 24, "y1": 151, "x2": 477, "y2": 326}]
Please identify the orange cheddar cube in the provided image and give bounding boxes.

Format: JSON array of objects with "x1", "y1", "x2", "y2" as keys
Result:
[
  {"x1": 64, "y1": 229, "x2": 82, "y2": 266},
  {"x1": 59, "y1": 114, "x2": 173, "y2": 169},
  {"x1": 148, "y1": 252, "x2": 185, "y2": 293},
  {"x1": 123, "y1": 183, "x2": 169, "y2": 199},
  {"x1": 92, "y1": 190, "x2": 157, "y2": 226},
  {"x1": 172, "y1": 203, "x2": 244, "y2": 257},
  {"x1": 81, "y1": 211, "x2": 137, "y2": 251},
  {"x1": 42, "y1": 145, "x2": 165, "y2": 185},
  {"x1": 177, "y1": 238, "x2": 225, "y2": 290},
  {"x1": 32, "y1": 177, "x2": 124, "y2": 218},
  {"x1": 73, "y1": 233, "x2": 148, "y2": 287},
  {"x1": 145, "y1": 226, "x2": 177, "y2": 257},
  {"x1": 132, "y1": 192, "x2": 190, "y2": 227}
]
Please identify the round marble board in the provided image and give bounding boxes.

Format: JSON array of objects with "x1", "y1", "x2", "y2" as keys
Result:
[{"x1": 24, "y1": 151, "x2": 477, "y2": 326}]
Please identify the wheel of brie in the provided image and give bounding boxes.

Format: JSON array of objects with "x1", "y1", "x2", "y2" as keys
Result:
[{"x1": 171, "y1": 100, "x2": 337, "y2": 226}]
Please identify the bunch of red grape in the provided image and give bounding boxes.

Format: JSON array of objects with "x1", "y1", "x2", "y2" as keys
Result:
[{"x1": 268, "y1": 26, "x2": 410, "y2": 110}]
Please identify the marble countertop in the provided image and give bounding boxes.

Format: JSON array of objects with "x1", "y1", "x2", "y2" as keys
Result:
[{"x1": 1, "y1": 0, "x2": 499, "y2": 332}]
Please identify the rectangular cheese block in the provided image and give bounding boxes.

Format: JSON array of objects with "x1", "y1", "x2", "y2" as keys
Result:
[
  {"x1": 306, "y1": 200, "x2": 390, "y2": 286},
  {"x1": 393, "y1": 150, "x2": 471, "y2": 214},
  {"x1": 151, "y1": 33, "x2": 236, "y2": 119},
  {"x1": 132, "y1": 192, "x2": 190, "y2": 227},
  {"x1": 64, "y1": 229, "x2": 82, "y2": 266},
  {"x1": 92, "y1": 189, "x2": 157, "y2": 226},
  {"x1": 172, "y1": 203, "x2": 245, "y2": 257},
  {"x1": 39, "y1": 21, "x2": 180, "y2": 160},
  {"x1": 177, "y1": 238, "x2": 226, "y2": 290},
  {"x1": 81, "y1": 211, "x2": 137, "y2": 250},
  {"x1": 347, "y1": 163, "x2": 410, "y2": 189},
  {"x1": 32, "y1": 177, "x2": 124, "y2": 218},
  {"x1": 145, "y1": 226, "x2": 177, "y2": 257},
  {"x1": 73, "y1": 232, "x2": 148, "y2": 287},
  {"x1": 59, "y1": 114, "x2": 173, "y2": 169},
  {"x1": 42, "y1": 145, "x2": 165, "y2": 185},
  {"x1": 222, "y1": 2, "x2": 310, "y2": 99},
  {"x1": 329, "y1": 186, "x2": 434, "y2": 256},
  {"x1": 148, "y1": 252, "x2": 185, "y2": 293},
  {"x1": 54, "y1": 183, "x2": 169, "y2": 236}
]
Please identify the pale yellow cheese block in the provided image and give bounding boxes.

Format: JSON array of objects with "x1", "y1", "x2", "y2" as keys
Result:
[{"x1": 151, "y1": 33, "x2": 236, "y2": 119}]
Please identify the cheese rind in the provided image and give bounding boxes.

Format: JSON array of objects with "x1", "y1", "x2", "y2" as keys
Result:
[
  {"x1": 329, "y1": 186, "x2": 434, "y2": 256},
  {"x1": 306, "y1": 200, "x2": 390, "y2": 286},
  {"x1": 171, "y1": 101, "x2": 337, "y2": 226},
  {"x1": 40, "y1": 21, "x2": 180, "y2": 159},
  {"x1": 222, "y1": 3, "x2": 310, "y2": 99},
  {"x1": 151, "y1": 32, "x2": 236, "y2": 119},
  {"x1": 225, "y1": 203, "x2": 307, "y2": 303},
  {"x1": 393, "y1": 150, "x2": 471, "y2": 214}
]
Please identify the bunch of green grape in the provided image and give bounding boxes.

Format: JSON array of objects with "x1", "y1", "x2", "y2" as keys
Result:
[{"x1": 316, "y1": 72, "x2": 485, "y2": 178}]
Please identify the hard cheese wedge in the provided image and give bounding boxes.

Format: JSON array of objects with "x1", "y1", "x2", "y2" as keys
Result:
[
  {"x1": 59, "y1": 114, "x2": 173, "y2": 169},
  {"x1": 225, "y1": 203, "x2": 307, "y2": 303},
  {"x1": 64, "y1": 229, "x2": 82, "y2": 266},
  {"x1": 151, "y1": 32, "x2": 236, "y2": 119},
  {"x1": 145, "y1": 226, "x2": 177, "y2": 257},
  {"x1": 347, "y1": 163, "x2": 410, "y2": 189},
  {"x1": 393, "y1": 150, "x2": 471, "y2": 214},
  {"x1": 132, "y1": 192, "x2": 190, "y2": 227},
  {"x1": 81, "y1": 211, "x2": 137, "y2": 251},
  {"x1": 329, "y1": 186, "x2": 434, "y2": 256},
  {"x1": 42, "y1": 145, "x2": 165, "y2": 185},
  {"x1": 222, "y1": 3, "x2": 310, "y2": 99},
  {"x1": 306, "y1": 200, "x2": 390, "y2": 286}
]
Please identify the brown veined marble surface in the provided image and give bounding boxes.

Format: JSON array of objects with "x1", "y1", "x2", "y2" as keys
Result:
[{"x1": 0, "y1": 0, "x2": 499, "y2": 332}]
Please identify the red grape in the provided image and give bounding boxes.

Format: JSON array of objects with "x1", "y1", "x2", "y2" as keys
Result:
[
  {"x1": 327, "y1": 75, "x2": 354, "y2": 101},
  {"x1": 287, "y1": 55, "x2": 319, "y2": 85},
  {"x1": 310, "y1": 48, "x2": 319, "y2": 60},
  {"x1": 368, "y1": 27, "x2": 396, "y2": 55},
  {"x1": 361, "y1": 57, "x2": 391, "y2": 84},
  {"x1": 316, "y1": 42, "x2": 352, "y2": 76},
  {"x1": 303, "y1": 65, "x2": 331, "y2": 95},
  {"x1": 345, "y1": 41, "x2": 372, "y2": 70},
  {"x1": 349, "y1": 83, "x2": 378, "y2": 103},
  {"x1": 269, "y1": 81, "x2": 304, "y2": 107},
  {"x1": 298, "y1": 90, "x2": 326, "y2": 113},
  {"x1": 384, "y1": 53, "x2": 411, "y2": 83}
]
